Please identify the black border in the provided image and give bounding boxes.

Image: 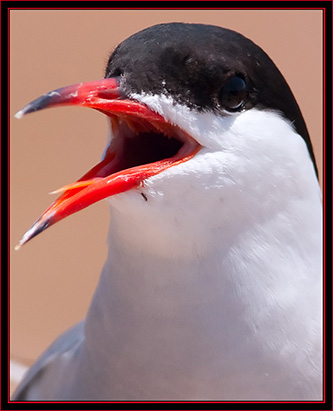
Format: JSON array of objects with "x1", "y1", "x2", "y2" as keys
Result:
[{"x1": 2, "y1": 2, "x2": 332, "y2": 410}]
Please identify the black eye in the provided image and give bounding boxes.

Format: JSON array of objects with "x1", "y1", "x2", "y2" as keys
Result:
[{"x1": 219, "y1": 75, "x2": 247, "y2": 112}]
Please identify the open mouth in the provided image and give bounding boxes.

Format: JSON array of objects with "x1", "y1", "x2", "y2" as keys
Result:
[{"x1": 15, "y1": 78, "x2": 201, "y2": 248}]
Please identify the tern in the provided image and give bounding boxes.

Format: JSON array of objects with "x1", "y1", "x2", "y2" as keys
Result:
[{"x1": 12, "y1": 23, "x2": 322, "y2": 400}]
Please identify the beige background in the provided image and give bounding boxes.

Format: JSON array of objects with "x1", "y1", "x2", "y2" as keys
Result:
[{"x1": 10, "y1": 9, "x2": 323, "y2": 390}]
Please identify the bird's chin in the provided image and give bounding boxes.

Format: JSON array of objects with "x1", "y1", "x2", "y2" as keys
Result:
[{"x1": 103, "y1": 154, "x2": 216, "y2": 260}]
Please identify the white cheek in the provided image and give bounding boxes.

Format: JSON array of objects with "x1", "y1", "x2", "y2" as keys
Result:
[{"x1": 133, "y1": 90, "x2": 316, "y2": 183}]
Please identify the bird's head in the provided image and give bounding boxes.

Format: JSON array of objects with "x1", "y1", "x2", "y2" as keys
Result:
[{"x1": 16, "y1": 23, "x2": 318, "y2": 255}]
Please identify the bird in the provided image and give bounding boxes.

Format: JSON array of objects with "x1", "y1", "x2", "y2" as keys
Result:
[{"x1": 12, "y1": 22, "x2": 322, "y2": 401}]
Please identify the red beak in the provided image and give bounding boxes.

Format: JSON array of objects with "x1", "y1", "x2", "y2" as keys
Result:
[{"x1": 15, "y1": 78, "x2": 200, "y2": 248}]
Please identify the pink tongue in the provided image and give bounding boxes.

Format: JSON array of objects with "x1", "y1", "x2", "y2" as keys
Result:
[{"x1": 49, "y1": 179, "x2": 103, "y2": 194}]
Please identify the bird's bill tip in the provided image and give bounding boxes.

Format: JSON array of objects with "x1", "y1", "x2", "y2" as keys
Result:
[
  {"x1": 14, "y1": 78, "x2": 123, "y2": 119},
  {"x1": 14, "y1": 110, "x2": 24, "y2": 119}
]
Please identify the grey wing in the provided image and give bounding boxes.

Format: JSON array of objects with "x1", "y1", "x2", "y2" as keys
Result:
[{"x1": 11, "y1": 321, "x2": 85, "y2": 400}]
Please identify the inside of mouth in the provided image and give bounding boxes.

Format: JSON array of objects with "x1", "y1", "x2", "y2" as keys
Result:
[
  {"x1": 115, "y1": 130, "x2": 183, "y2": 171},
  {"x1": 52, "y1": 116, "x2": 192, "y2": 196},
  {"x1": 97, "y1": 117, "x2": 185, "y2": 178}
]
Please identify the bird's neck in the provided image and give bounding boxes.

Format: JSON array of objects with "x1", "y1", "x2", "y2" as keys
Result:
[
  {"x1": 82, "y1": 187, "x2": 322, "y2": 398},
  {"x1": 84, "y1": 226, "x2": 236, "y2": 361},
  {"x1": 84, "y1": 227, "x2": 248, "y2": 398}
]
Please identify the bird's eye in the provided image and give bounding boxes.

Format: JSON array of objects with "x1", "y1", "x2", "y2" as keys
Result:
[{"x1": 219, "y1": 75, "x2": 247, "y2": 112}]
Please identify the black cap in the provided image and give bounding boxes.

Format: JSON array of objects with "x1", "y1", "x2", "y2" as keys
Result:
[{"x1": 105, "y1": 23, "x2": 317, "y2": 176}]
